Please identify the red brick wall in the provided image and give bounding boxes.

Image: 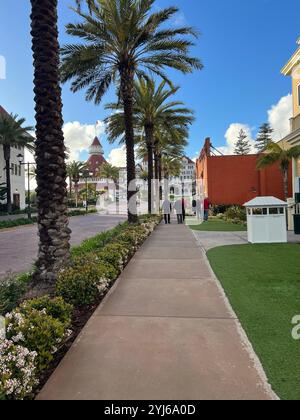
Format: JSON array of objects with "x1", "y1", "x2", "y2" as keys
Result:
[{"x1": 196, "y1": 154, "x2": 292, "y2": 205}]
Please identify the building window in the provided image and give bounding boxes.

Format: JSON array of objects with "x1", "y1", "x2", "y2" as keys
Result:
[{"x1": 298, "y1": 84, "x2": 300, "y2": 107}]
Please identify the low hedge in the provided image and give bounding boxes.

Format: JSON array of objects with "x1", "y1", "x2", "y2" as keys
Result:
[{"x1": 0, "y1": 215, "x2": 161, "y2": 400}]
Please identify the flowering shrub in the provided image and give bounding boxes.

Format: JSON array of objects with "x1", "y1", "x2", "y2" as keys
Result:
[
  {"x1": 0, "y1": 340, "x2": 38, "y2": 400},
  {"x1": 0, "y1": 216, "x2": 161, "y2": 400},
  {"x1": 20, "y1": 296, "x2": 73, "y2": 329},
  {"x1": 0, "y1": 274, "x2": 27, "y2": 316},
  {"x1": 5, "y1": 308, "x2": 71, "y2": 373},
  {"x1": 56, "y1": 261, "x2": 118, "y2": 307},
  {"x1": 96, "y1": 243, "x2": 130, "y2": 273}
]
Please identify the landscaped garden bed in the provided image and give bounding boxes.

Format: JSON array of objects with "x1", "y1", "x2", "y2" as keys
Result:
[
  {"x1": 0, "y1": 215, "x2": 161, "y2": 400},
  {"x1": 207, "y1": 243, "x2": 300, "y2": 400}
]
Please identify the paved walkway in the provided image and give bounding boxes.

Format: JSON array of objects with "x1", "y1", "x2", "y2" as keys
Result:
[
  {"x1": 192, "y1": 230, "x2": 300, "y2": 251},
  {"x1": 38, "y1": 222, "x2": 276, "y2": 400},
  {"x1": 0, "y1": 214, "x2": 126, "y2": 277}
]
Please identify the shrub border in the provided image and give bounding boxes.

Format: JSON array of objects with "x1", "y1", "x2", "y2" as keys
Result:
[{"x1": 0, "y1": 215, "x2": 162, "y2": 400}]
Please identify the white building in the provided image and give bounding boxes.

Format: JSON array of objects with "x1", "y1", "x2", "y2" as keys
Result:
[
  {"x1": 0, "y1": 106, "x2": 26, "y2": 210},
  {"x1": 169, "y1": 155, "x2": 196, "y2": 197}
]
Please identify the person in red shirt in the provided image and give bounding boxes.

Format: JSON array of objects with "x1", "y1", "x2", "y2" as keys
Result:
[{"x1": 203, "y1": 197, "x2": 211, "y2": 222}]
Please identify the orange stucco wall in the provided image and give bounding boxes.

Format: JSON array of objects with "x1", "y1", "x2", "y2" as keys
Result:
[{"x1": 196, "y1": 153, "x2": 293, "y2": 205}]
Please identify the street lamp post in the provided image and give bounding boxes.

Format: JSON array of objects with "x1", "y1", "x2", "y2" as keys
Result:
[{"x1": 17, "y1": 154, "x2": 35, "y2": 220}]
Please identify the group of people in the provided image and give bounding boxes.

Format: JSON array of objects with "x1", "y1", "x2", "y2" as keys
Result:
[
  {"x1": 162, "y1": 196, "x2": 211, "y2": 225},
  {"x1": 162, "y1": 198, "x2": 185, "y2": 224}
]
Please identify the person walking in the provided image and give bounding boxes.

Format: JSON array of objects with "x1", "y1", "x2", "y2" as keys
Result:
[
  {"x1": 162, "y1": 198, "x2": 172, "y2": 224},
  {"x1": 182, "y1": 198, "x2": 186, "y2": 222},
  {"x1": 204, "y1": 197, "x2": 211, "y2": 222},
  {"x1": 174, "y1": 199, "x2": 183, "y2": 224}
]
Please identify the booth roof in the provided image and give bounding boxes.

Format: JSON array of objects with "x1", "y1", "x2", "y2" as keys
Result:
[{"x1": 244, "y1": 196, "x2": 287, "y2": 207}]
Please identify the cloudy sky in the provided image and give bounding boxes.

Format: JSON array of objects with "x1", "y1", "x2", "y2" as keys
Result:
[{"x1": 0, "y1": 0, "x2": 299, "y2": 165}]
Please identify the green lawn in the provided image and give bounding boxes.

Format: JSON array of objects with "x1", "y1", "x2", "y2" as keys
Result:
[
  {"x1": 207, "y1": 243, "x2": 300, "y2": 400},
  {"x1": 190, "y1": 218, "x2": 247, "y2": 232}
]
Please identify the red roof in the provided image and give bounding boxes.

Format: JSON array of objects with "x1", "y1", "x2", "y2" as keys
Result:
[
  {"x1": 0, "y1": 105, "x2": 9, "y2": 116},
  {"x1": 91, "y1": 136, "x2": 101, "y2": 146},
  {"x1": 87, "y1": 154, "x2": 107, "y2": 176}
]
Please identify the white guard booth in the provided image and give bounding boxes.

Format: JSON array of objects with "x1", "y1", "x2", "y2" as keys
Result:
[{"x1": 244, "y1": 196, "x2": 287, "y2": 244}]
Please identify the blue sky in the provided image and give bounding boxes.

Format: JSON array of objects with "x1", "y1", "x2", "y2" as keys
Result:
[{"x1": 0, "y1": 0, "x2": 299, "y2": 163}]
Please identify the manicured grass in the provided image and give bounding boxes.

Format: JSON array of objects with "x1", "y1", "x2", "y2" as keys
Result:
[
  {"x1": 190, "y1": 218, "x2": 247, "y2": 232},
  {"x1": 207, "y1": 243, "x2": 300, "y2": 400}
]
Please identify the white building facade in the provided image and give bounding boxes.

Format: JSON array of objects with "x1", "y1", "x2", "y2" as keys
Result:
[{"x1": 0, "y1": 145, "x2": 26, "y2": 210}]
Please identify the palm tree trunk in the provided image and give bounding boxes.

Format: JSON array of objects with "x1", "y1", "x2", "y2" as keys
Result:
[
  {"x1": 3, "y1": 145, "x2": 12, "y2": 213},
  {"x1": 120, "y1": 66, "x2": 137, "y2": 223},
  {"x1": 30, "y1": 0, "x2": 71, "y2": 288},
  {"x1": 158, "y1": 153, "x2": 163, "y2": 201},
  {"x1": 145, "y1": 125, "x2": 154, "y2": 214},
  {"x1": 115, "y1": 181, "x2": 120, "y2": 214},
  {"x1": 283, "y1": 169, "x2": 289, "y2": 202},
  {"x1": 154, "y1": 147, "x2": 160, "y2": 212},
  {"x1": 69, "y1": 177, "x2": 72, "y2": 198},
  {"x1": 75, "y1": 183, "x2": 79, "y2": 207}
]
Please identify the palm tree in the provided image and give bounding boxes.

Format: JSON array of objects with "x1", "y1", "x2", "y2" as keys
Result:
[
  {"x1": 60, "y1": 0, "x2": 202, "y2": 222},
  {"x1": 100, "y1": 162, "x2": 120, "y2": 213},
  {"x1": 67, "y1": 161, "x2": 87, "y2": 207},
  {"x1": 0, "y1": 113, "x2": 34, "y2": 213},
  {"x1": 30, "y1": 0, "x2": 72, "y2": 287},
  {"x1": 257, "y1": 142, "x2": 300, "y2": 201},
  {"x1": 106, "y1": 77, "x2": 194, "y2": 212}
]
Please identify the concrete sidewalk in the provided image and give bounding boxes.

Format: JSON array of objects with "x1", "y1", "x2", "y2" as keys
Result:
[{"x1": 38, "y1": 223, "x2": 276, "y2": 400}]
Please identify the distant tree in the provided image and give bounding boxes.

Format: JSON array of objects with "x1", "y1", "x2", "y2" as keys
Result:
[
  {"x1": 255, "y1": 123, "x2": 274, "y2": 152},
  {"x1": 139, "y1": 170, "x2": 149, "y2": 182},
  {"x1": 67, "y1": 161, "x2": 87, "y2": 207},
  {"x1": 257, "y1": 142, "x2": 300, "y2": 201},
  {"x1": 234, "y1": 129, "x2": 251, "y2": 155},
  {"x1": 99, "y1": 162, "x2": 120, "y2": 213}
]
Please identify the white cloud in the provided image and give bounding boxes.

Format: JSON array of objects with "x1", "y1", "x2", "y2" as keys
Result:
[
  {"x1": 63, "y1": 121, "x2": 105, "y2": 162},
  {"x1": 219, "y1": 123, "x2": 255, "y2": 155},
  {"x1": 108, "y1": 146, "x2": 127, "y2": 167},
  {"x1": 267, "y1": 94, "x2": 293, "y2": 141}
]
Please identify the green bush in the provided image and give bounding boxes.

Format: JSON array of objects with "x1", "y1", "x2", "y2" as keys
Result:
[
  {"x1": 71, "y1": 222, "x2": 128, "y2": 257},
  {"x1": 224, "y1": 206, "x2": 247, "y2": 222},
  {"x1": 0, "y1": 275, "x2": 27, "y2": 316},
  {"x1": 56, "y1": 261, "x2": 118, "y2": 307},
  {"x1": 0, "y1": 218, "x2": 37, "y2": 230},
  {"x1": 21, "y1": 296, "x2": 73, "y2": 329},
  {"x1": 96, "y1": 243, "x2": 130, "y2": 273},
  {"x1": 5, "y1": 308, "x2": 70, "y2": 373}
]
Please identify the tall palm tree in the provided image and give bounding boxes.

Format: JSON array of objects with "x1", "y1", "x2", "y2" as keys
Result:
[
  {"x1": 60, "y1": 0, "x2": 202, "y2": 222},
  {"x1": 257, "y1": 142, "x2": 300, "y2": 201},
  {"x1": 67, "y1": 161, "x2": 87, "y2": 207},
  {"x1": 30, "y1": 0, "x2": 71, "y2": 288},
  {"x1": 0, "y1": 113, "x2": 34, "y2": 213},
  {"x1": 100, "y1": 162, "x2": 120, "y2": 213},
  {"x1": 105, "y1": 77, "x2": 194, "y2": 212}
]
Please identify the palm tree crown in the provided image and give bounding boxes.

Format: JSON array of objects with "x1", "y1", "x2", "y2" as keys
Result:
[{"x1": 257, "y1": 141, "x2": 300, "y2": 201}]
